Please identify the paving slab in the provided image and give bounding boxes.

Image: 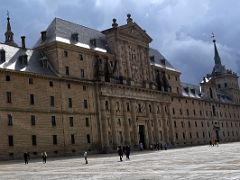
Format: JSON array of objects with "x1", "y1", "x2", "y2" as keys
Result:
[{"x1": 0, "y1": 143, "x2": 240, "y2": 179}]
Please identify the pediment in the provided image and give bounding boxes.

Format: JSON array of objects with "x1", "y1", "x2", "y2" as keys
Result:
[{"x1": 118, "y1": 23, "x2": 152, "y2": 43}]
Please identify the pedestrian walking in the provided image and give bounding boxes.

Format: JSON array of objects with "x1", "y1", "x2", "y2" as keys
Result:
[
  {"x1": 164, "y1": 143, "x2": 168, "y2": 150},
  {"x1": 41, "y1": 152, "x2": 47, "y2": 164},
  {"x1": 117, "y1": 146, "x2": 123, "y2": 161},
  {"x1": 84, "y1": 151, "x2": 88, "y2": 164},
  {"x1": 23, "y1": 152, "x2": 29, "y2": 164},
  {"x1": 125, "y1": 146, "x2": 131, "y2": 160}
]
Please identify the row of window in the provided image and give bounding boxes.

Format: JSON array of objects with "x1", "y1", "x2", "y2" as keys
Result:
[
  {"x1": 65, "y1": 66, "x2": 85, "y2": 77},
  {"x1": 5, "y1": 92, "x2": 88, "y2": 108},
  {"x1": 6, "y1": 115, "x2": 90, "y2": 127},
  {"x1": 8, "y1": 134, "x2": 91, "y2": 147},
  {"x1": 106, "y1": 101, "x2": 162, "y2": 114},
  {"x1": 174, "y1": 120, "x2": 240, "y2": 129},
  {"x1": 63, "y1": 50, "x2": 84, "y2": 61},
  {"x1": 174, "y1": 98, "x2": 239, "y2": 111},
  {"x1": 4, "y1": 75, "x2": 88, "y2": 91},
  {"x1": 176, "y1": 130, "x2": 239, "y2": 140},
  {"x1": 172, "y1": 107, "x2": 239, "y2": 119}
]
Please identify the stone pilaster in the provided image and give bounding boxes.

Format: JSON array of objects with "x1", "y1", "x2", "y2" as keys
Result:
[
  {"x1": 123, "y1": 99, "x2": 131, "y2": 145},
  {"x1": 110, "y1": 98, "x2": 118, "y2": 149},
  {"x1": 130, "y1": 100, "x2": 139, "y2": 146},
  {"x1": 145, "y1": 101, "x2": 153, "y2": 146},
  {"x1": 153, "y1": 103, "x2": 160, "y2": 143},
  {"x1": 101, "y1": 104, "x2": 109, "y2": 151},
  {"x1": 161, "y1": 104, "x2": 169, "y2": 144}
]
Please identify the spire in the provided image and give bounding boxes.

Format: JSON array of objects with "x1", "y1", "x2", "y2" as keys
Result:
[
  {"x1": 211, "y1": 33, "x2": 225, "y2": 75},
  {"x1": 212, "y1": 33, "x2": 221, "y2": 65},
  {"x1": 5, "y1": 11, "x2": 18, "y2": 47}
]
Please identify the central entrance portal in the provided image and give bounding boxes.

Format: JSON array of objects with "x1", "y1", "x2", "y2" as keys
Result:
[{"x1": 139, "y1": 125, "x2": 145, "y2": 148}]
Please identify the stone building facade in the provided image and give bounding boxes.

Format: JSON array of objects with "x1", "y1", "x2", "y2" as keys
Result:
[{"x1": 0, "y1": 14, "x2": 239, "y2": 160}]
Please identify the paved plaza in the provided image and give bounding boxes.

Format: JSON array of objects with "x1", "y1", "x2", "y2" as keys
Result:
[{"x1": 1, "y1": 142, "x2": 240, "y2": 180}]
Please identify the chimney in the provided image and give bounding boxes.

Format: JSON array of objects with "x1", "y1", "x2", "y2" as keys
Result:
[
  {"x1": 41, "y1": 31, "x2": 47, "y2": 42},
  {"x1": 21, "y1": 36, "x2": 26, "y2": 49}
]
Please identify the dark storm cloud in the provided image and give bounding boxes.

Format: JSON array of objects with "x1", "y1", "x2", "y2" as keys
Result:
[{"x1": 0, "y1": 0, "x2": 239, "y2": 85}]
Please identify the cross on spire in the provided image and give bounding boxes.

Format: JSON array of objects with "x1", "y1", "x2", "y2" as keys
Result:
[{"x1": 211, "y1": 32, "x2": 216, "y2": 43}]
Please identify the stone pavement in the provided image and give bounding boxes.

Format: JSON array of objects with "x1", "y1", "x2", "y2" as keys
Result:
[{"x1": 1, "y1": 142, "x2": 240, "y2": 179}]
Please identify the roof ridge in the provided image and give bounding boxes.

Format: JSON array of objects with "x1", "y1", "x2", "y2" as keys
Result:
[{"x1": 54, "y1": 17, "x2": 103, "y2": 34}]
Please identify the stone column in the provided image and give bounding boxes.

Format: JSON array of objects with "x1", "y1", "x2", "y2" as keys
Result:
[
  {"x1": 123, "y1": 99, "x2": 131, "y2": 145},
  {"x1": 116, "y1": 39, "x2": 124, "y2": 77},
  {"x1": 101, "y1": 99, "x2": 109, "y2": 151},
  {"x1": 161, "y1": 104, "x2": 169, "y2": 144},
  {"x1": 166, "y1": 104, "x2": 174, "y2": 145},
  {"x1": 125, "y1": 44, "x2": 132, "y2": 79},
  {"x1": 145, "y1": 101, "x2": 153, "y2": 146},
  {"x1": 140, "y1": 48, "x2": 147, "y2": 81},
  {"x1": 153, "y1": 102, "x2": 160, "y2": 143},
  {"x1": 146, "y1": 47, "x2": 152, "y2": 81},
  {"x1": 110, "y1": 98, "x2": 118, "y2": 149},
  {"x1": 130, "y1": 100, "x2": 139, "y2": 147}
]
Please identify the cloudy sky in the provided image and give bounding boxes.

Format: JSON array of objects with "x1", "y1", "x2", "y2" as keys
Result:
[{"x1": 0, "y1": 0, "x2": 239, "y2": 84}]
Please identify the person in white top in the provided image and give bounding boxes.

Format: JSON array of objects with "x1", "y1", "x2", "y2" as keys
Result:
[{"x1": 84, "y1": 151, "x2": 88, "y2": 164}]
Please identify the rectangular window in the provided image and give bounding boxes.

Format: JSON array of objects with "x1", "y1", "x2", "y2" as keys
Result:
[
  {"x1": 80, "y1": 69, "x2": 84, "y2": 78},
  {"x1": 6, "y1": 92, "x2": 12, "y2": 103},
  {"x1": 69, "y1": 117, "x2": 73, "y2": 127},
  {"x1": 31, "y1": 115, "x2": 36, "y2": 126},
  {"x1": 8, "y1": 135, "x2": 13, "y2": 146},
  {"x1": 51, "y1": 116, "x2": 56, "y2": 126},
  {"x1": 83, "y1": 85, "x2": 86, "y2": 91},
  {"x1": 30, "y1": 94, "x2": 35, "y2": 105},
  {"x1": 50, "y1": 96, "x2": 55, "y2": 107},
  {"x1": 53, "y1": 135, "x2": 57, "y2": 145},
  {"x1": 71, "y1": 134, "x2": 75, "y2": 144},
  {"x1": 84, "y1": 99, "x2": 88, "y2": 109},
  {"x1": 8, "y1": 114, "x2": 13, "y2": 126},
  {"x1": 6, "y1": 75, "x2": 10, "y2": 81},
  {"x1": 49, "y1": 81, "x2": 53, "y2": 87},
  {"x1": 79, "y1": 54, "x2": 83, "y2": 61},
  {"x1": 67, "y1": 83, "x2": 71, "y2": 89},
  {"x1": 29, "y1": 78, "x2": 33, "y2": 84},
  {"x1": 68, "y1": 98, "x2": 72, "y2": 108},
  {"x1": 87, "y1": 134, "x2": 91, "y2": 144},
  {"x1": 65, "y1": 66, "x2": 69, "y2": 75},
  {"x1": 64, "y1": 50, "x2": 68, "y2": 57},
  {"x1": 32, "y1": 135, "x2": 37, "y2": 146},
  {"x1": 85, "y1": 117, "x2": 89, "y2": 127}
]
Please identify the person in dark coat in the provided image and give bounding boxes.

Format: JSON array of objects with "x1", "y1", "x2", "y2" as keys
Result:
[
  {"x1": 125, "y1": 146, "x2": 131, "y2": 160},
  {"x1": 117, "y1": 146, "x2": 123, "y2": 161},
  {"x1": 23, "y1": 152, "x2": 29, "y2": 164},
  {"x1": 164, "y1": 143, "x2": 168, "y2": 150},
  {"x1": 41, "y1": 152, "x2": 47, "y2": 164}
]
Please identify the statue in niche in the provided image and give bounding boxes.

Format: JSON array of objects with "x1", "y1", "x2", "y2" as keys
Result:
[{"x1": 104, "y1": 59, "x2": 117, "y2": 82}]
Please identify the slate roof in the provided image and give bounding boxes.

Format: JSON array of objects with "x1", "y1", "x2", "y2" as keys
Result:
[
  {"x1": 181, "y1": 82, "x2": 201, "y2": 98},
  {"x1": 149, "y1": 48, "x2": 179, "y2": 72},
  {"x1": 0, "y1": 43, "x2": 56, "y2": 76},
  {"x1": 34, "y1": 18, "x2": 108, "y2": 53}
]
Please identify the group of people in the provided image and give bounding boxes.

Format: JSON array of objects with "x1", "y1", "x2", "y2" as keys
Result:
[
  {"x1": 23, "y1": 152, "x2": 47, "y2": 164},
  {"x1": 117, "y1": 146, "x2": 131, "y2": 161}
]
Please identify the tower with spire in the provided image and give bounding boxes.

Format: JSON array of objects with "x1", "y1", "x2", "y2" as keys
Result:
[
  {"x1": 200, "y1": 33, "x2": 239, "y2": 103},
  {"x1": 4, "y1": 11, "x2": 18, "y2": 47},
  {"x1": 211, "y1": 33, "x2": 225, "y2": 75}
]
